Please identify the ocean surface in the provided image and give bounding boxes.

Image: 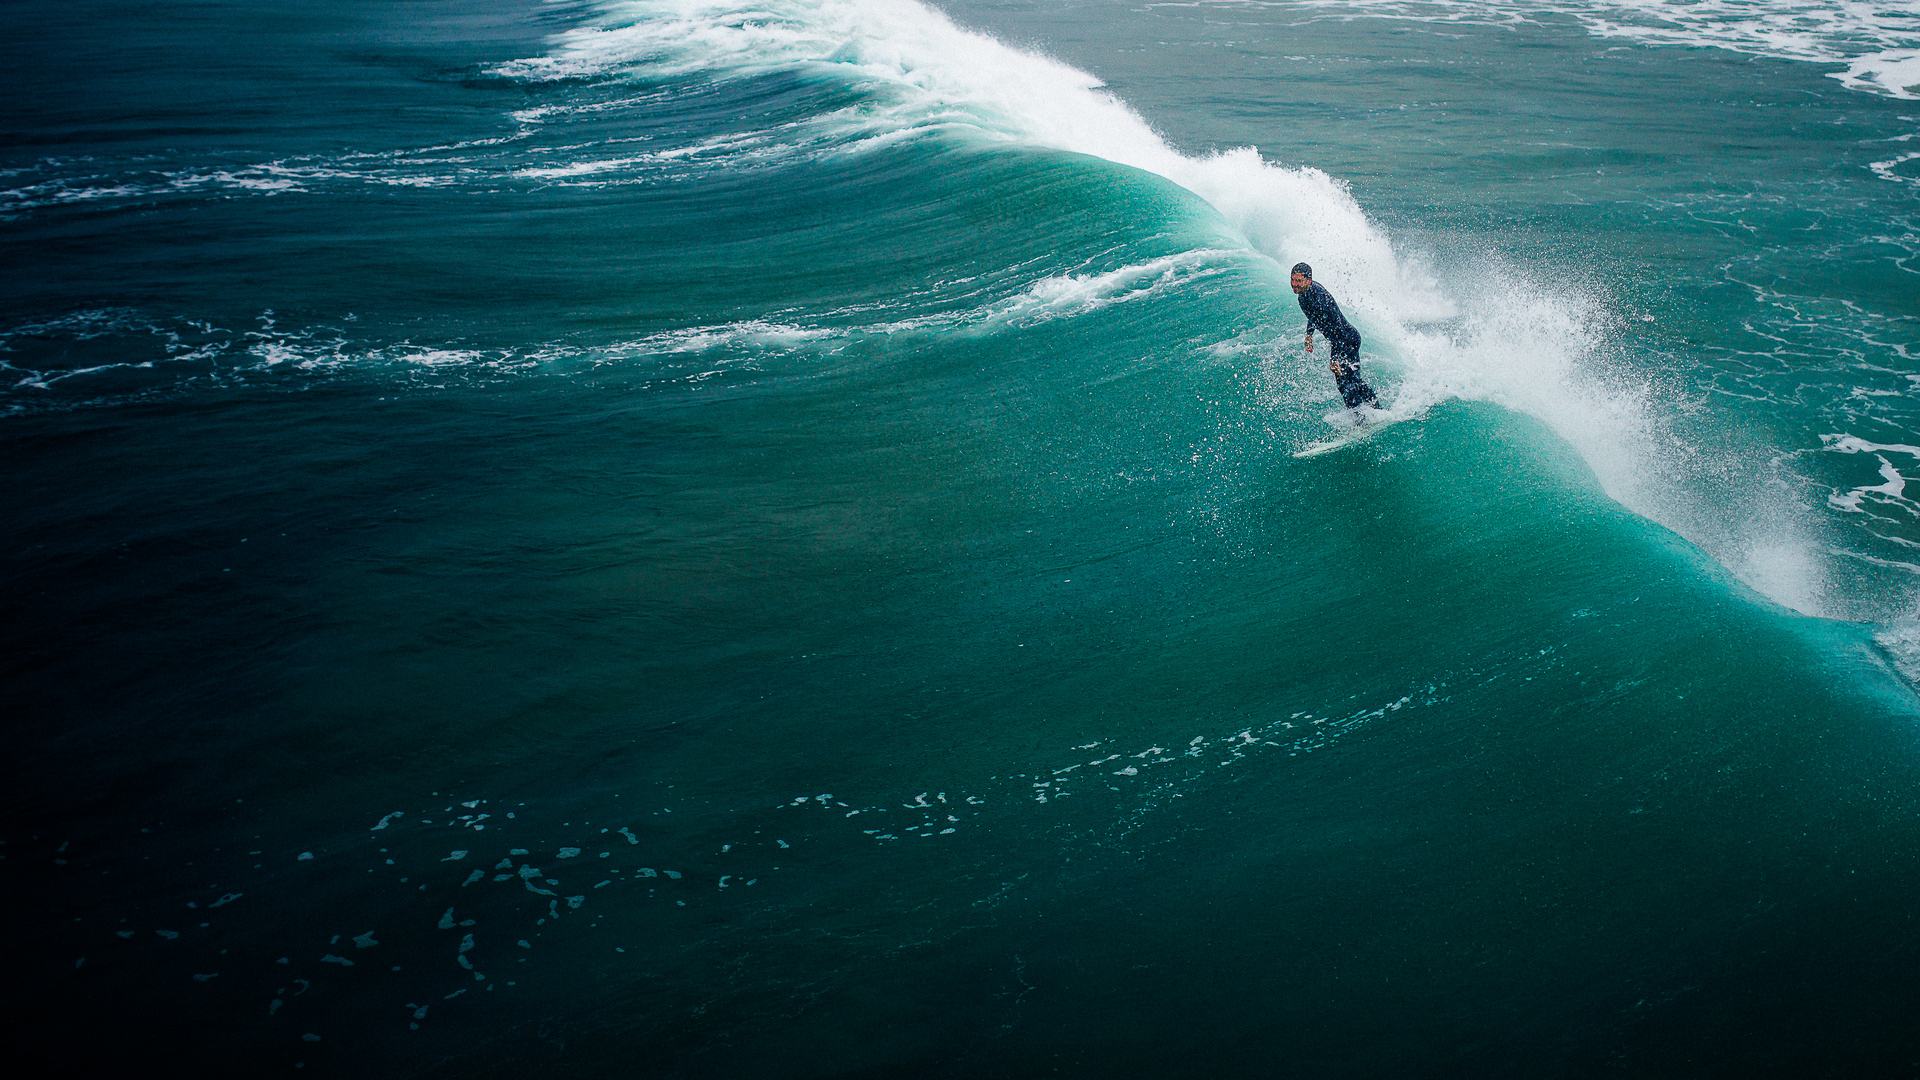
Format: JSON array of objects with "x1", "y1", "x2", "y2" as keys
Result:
[{"x1": 5, "y1": 0, "x2": 1920, "y2": 1074}]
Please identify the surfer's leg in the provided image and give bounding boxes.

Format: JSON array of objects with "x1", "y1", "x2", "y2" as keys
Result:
[
  {"x1": 1331, "y1": 341, "x2": 1375, "y2": 409},
  {"x1": 1336, "y1": 371, "x2": 1374, "y2": 409}
]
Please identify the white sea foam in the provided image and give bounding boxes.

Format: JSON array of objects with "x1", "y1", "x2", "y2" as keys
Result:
[
  {"x1": 1265, "y1": 0, "x2": 1920, "y2": 100},
  {"x1": 514, "y1": 155, "x2": 661, "y2": 179},
  {"x1": 0, "y1": 157, "x2": 467, "y2": 217},
  {"x1": 1824, "y1": 435, "x2": 1920, "y2": 518},
  {"x1": 978, "y1": 250, "x2": 1238, "y2": 329},
  {"x1": 631, "y1": 320, "x2": 844, "y2": 355},
  {"x1": 398, "y1": 349, "x2": 489, "y2": 369},
  {"x1": 602, "y1": 248, "x2": 1242, "y2": 356},
  {"x1": 1869, "y1": 150, "x2": 1920, "y2": 186}
]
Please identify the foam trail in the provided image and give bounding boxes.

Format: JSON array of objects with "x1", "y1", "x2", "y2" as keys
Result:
[
  {"x1": 516, "y1": 0, "x2": 1849, "y2": 616},
  {"x1": 1278, "y1": 1, "x2": 1920, "y2": 102},
  {"x1": 1825, "y1": 436, "x2": 1920, "y2": 515}
]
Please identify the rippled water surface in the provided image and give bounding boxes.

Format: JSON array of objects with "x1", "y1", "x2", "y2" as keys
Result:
[{"x1": 5, "y1": 1, "x2": 1919, "y2": 1075}]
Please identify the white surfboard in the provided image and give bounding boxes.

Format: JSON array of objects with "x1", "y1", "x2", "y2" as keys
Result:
[{"x1": 1293, "y1": 406, "x2": 1402, "y2": 458}]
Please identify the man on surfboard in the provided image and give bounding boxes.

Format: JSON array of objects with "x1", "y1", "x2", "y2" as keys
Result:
[{"x1": 1291, "y1": 262, "x2": 1378, "y2": 414}]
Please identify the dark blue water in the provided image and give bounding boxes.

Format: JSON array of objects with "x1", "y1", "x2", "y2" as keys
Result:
[{"x1": 5, "y1": 1, "x2": 1920, "y2": 1075}]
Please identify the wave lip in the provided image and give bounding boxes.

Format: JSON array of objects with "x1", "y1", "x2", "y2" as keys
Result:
[{"x1": 495, "y1": 1, "x2": 1441, "y2": 321}]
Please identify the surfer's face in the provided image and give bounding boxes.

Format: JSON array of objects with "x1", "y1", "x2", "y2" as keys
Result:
[{"x1": 1289, "y1": 271, "x2": 1310, "y2": 293}]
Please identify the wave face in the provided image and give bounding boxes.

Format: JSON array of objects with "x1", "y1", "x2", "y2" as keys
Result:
[
  {"x1": 4, "y1": 0, "x2": 1920, "y2": 1075},
  {"x1": 481, "y1": 0, "x2": 1920, "y2": 629},
  {"x1": 498, "y1": 0, "x2": 1917, "y2": 626}
]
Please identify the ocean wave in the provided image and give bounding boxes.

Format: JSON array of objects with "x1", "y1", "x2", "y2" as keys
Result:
[
  {"x1": 14, "y1": 0, "x2": 1909, "y2": 626},
  {"x1": 497, "y1": 0, "x2": 1905, "y2": 620}
]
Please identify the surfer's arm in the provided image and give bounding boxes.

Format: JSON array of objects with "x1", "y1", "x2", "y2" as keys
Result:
[{"x1": 1303, "y1": 326, "x2": 1315, "y2": 354}]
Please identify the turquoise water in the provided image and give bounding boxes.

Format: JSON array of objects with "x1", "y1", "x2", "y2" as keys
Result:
[{"x1": 5, "y1": 1, "x2": 1920, "y2": 1074}]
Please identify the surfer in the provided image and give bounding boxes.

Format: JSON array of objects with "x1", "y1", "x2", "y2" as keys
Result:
[{"x1": 1290, "y1": 262, "x2": 1377, "y2": 413}]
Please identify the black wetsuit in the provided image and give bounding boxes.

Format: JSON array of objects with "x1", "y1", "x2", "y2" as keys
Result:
[{"x1": 1297, "y1": 280, "x2": 1377, "y2": 409}]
